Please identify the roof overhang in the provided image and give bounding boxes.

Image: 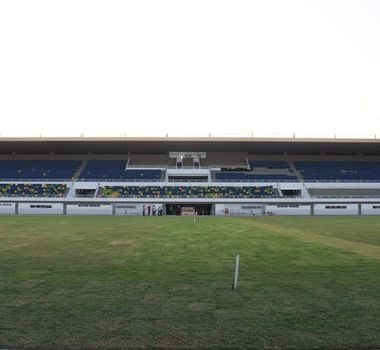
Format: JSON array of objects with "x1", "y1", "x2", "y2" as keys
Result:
[{"x1": 1, "y1": 137, "x2": 380, "y2": 155}]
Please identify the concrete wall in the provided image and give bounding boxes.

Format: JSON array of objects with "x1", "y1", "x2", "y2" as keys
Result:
[
  {"x1": 114, "y1": 203, "x2": 164, "y2": 216},
  {"x1": 0, "y1": 202, "x2": 16, "y2": 214},
  {"x1": 215, "y1": 204, "x2": 263, "y2": 216},
  {"x1": 361, "y1": 204, "x2": 380, "y2": 215},
  {"x1": 18, "y1": 203, "x2": 64, "y2": 215},
  {"x1": 314, "y1": 204, "x2": 358, "y2": 216},
  {"x1": 265, "y1": 204, "x2": 311, "y2": 216},
  {"x1": 66, "y1": 204, "x2": 112, "y2": 215},
  {"x1": 115, "y1": 203, "x2": 143, "y2": 216},
  {"x1": 2, "y1": 199, "x2": 380, "y2": 217}
]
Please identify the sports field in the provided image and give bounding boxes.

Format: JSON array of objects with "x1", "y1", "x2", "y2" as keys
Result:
[{"x1": 1, "y1": 216, "x2": 380, "y2": 349}]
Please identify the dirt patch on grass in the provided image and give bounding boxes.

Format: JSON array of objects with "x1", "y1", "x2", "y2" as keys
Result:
[
  {"x1": 170, "y1": 284, "x2": 193, "y2": 292},
  {"x1": 187, "y1": 302, "x2": 213, "y2": 312},
  {"x1": 144, "y1": 292, "x2": 167, "y2": 304},
  {"x1": 109, "y1": 239, "x2": 137, "y2": 246}
]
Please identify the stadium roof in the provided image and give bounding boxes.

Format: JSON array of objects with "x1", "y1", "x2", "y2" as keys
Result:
[{"x1": 1, "y1": 137, "x2": 380, "y2": 155}]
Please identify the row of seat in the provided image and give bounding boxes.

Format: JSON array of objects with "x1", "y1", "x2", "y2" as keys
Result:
[
  {"x1": 294, "y1": 161, "x2": 380, "y2": 181},
  {"x1": 215, "y1": 172, "x2": 298, "y2": 181},
  {"x1": 1, "y1": 160, "x2": 380, "y2": 181},
  {"x1": 99, "y1": 186, "x2": 275, "y2": 198},
  {"x1": 0, "y1": 161, "x2": 81, "y2": 180},
  {"x1": 0, "y1": 183, "x2": 67, "y2": 197},
  {"x1": 0, "y1": 160, "x2": 162, "y2": 181},
  {"x1": 79, "y1": 161, "x2": 162, "y2": 180},
  {"x1": 249, "y1": 160, "x2": 290, "y2": 169},
  {"x1": 216, "y1": 160, "x2": 296, "y2": 181}
]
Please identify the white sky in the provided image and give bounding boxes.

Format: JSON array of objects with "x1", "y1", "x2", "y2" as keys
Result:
[{"x1": 1, "y1": 0, "x2": 380, "y2": 138}]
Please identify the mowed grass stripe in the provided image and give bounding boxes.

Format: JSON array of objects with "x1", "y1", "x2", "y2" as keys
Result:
[
  {"x1": 241, "y1": 217, "x2": 380, "y2": 261},
  {"x1": 0, "y1": 216, "x2": 379, "y2": 349}
]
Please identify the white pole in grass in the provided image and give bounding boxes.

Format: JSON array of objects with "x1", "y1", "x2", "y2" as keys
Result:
[{"x1": 233, "y1": 253, "x2": 240, "y2": 291}]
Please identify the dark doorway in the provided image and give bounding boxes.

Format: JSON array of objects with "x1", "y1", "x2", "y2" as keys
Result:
[{"x1": 166, "y1": 203, "x2": 212, "y2": 216}]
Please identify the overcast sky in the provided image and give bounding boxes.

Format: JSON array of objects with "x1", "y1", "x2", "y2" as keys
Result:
[{"x1": 1, "y1": 0, "x2": 380, "y2": 138}]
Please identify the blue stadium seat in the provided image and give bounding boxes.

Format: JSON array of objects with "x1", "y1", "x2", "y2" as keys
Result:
[
  {"x1": 294, "y1": 161, "x2": 380, "y2": 181},
  {"x1": 79, "y1": 161, "x2": 162, "y2": 181},
  {"x1": 249, "y1": 161, "x2": 290, "y2": 169},
  {"x1": 215, "y1": 172, "x2": 298, "y2": 181},
  {"x1": 0, "y1": 183, "x2": 67, "y2": 197},
  {"x1": 99, "y1": 185, "x2": 275, "y2": 198},
  {"x1": 0, "y1": 160, "x2": 81, "y2": 180}
]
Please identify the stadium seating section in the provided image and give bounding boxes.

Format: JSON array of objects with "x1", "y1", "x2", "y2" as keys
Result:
[
  {"x1": 249, "y1": 160, "x2": 290, "y2": 169},
  {"x1": 0, "y1": 160, "x2": 81, "y2": 180},
  {"x1": 308, "y1": 188, "x2": 380, "y2": 197},
  {"x1": 212, "y1": 160, "x2": 298, "y2": 181},
  {"x1": 215, "y1": 172, "x2": 298, "y2": 181},
  {"x1": 123, "y1": 169, "x2": 162, "y2": 181},
  {"x1": 294, "y1": 161, "x2": 380, "y2": 181},
  {"x1": 4, "y1": 159, "x2": 380, "y2": 201},
  {"x1": 99, "y1": 185, "x2": 275, "y2": 198},
  {"x1": 0, "y1": 183, "x2": 67, "y2": 197},
  {"x1": 79, "y1": 161, "x2": 161, "y2": 181}
]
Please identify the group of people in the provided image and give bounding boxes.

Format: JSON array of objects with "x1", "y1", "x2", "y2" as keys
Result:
[{"x1": 142, "y1": 204, "x2": 163, "y2": 216}]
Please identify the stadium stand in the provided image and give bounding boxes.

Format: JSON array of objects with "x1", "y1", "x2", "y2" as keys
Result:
[
  {"x1": 294, "y1": 161, "x2": 380, "y2": 181},
  {"x1": 201, "y1": 152, "x2": 248, "y2": 167},
  {"x1": 123, "y1": 169, "x2": 162, "y2": 181},
  {"x1": 128, "y1": 154, "x2": 171, "y2": 167},
  {"x1": 99, "y1": 185, "x2": 276, "y2": 198},
  {"x1": 0, "y1": 183, "x2": 67, "y2": 197},
  {"x1": 0, "y1": 160, "x2": 81, "y2": 180},
  {"x1": 249, "y1": 160, "x2": 290, "y2": 169},
  {"x1": 208, "y1": 159, "x2": 299, "y2": 181},
  {"x1": 79, "y1": 160, "x2": 128, "y2": 180},
  {"x1": 308, "y1": 188, "x2": 380, "y2": 197},
  {"x1": 79, "y1": 161, "x2": 162, "y2": 181},
  {"x1": 2, "y1": 137, "x2": 380, "y2": 216},
  {"x1": 214, "y1": 172, "x2": 298, "y2": 181}
]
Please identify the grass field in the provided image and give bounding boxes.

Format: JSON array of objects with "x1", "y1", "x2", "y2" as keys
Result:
[{"x1": 1, "y1": 216, "x2": 380, "y2": 349}]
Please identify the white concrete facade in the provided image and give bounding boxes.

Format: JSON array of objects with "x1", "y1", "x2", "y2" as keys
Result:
[
  {"x1": 265, "y1": 204, "x2": 311, "y2": 216},
  {"x1": 0, "y1": 202, "x2": 15, "y2": 214},
  {"x1": 18, "y1": 203, "x2": 64, "y2": 215},
  {"x1": 314, "y1": 204, "x2": 359, "y2": 216},
  {"x1": 66, "y1": 204, "x2": 112, "y2": 215}
]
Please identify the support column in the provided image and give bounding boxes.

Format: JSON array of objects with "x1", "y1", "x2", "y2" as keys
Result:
[
  {"x1": 310, "y1": 203, "x2": 314, "y2": 216},
  {"x1": 63, "y1": 203, "x2": 67, "y2": 215},
  {"x1": 15, "y1": 202, "x2": 19, "y2": 215},
  {"x1": 112, "y1": 203, "x2": 116, "y2": 215},
  {"x1": 261, "y1": 204, "x2": 266, "y2": 216},
  {"x1": 358, "y1": 203, "x2": 362, "y2": 216}
]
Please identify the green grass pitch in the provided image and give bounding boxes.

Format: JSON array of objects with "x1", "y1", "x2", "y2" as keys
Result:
[{"x1": 1, "y1": 216, "x2": 380, "y2": 349}]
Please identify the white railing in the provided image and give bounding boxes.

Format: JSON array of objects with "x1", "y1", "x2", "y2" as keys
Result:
[
  {"x1": 0, "y1": 194, "x2": 65, "y2": 198},
  {"x1": 126, "y1": 165, "x2": 167, "y2": 169},
  {"x1": 305, "y1": 179, "x2": 380, "y2": 183},
  {"x1": 0, "y1": 178, "x2": 72, "y2": 182},
  {"x1": 313, "y1": 195, "x2": 380, "y2": 198},
  {"x1": 96, "y1": 195, "x2": 282, "y2": 199},
  {"x1": 168, "y1": 179, "x2": 209, "y2": 183},
  {"x1": 213, "y1": 179, "x2": 299, "y2": 183},
  {"x1": 76, "y1": 178, "x2": 162, "y2": 182},
  {"x1": 2, "y1": 177, "x2": 380, "y2": 184}
]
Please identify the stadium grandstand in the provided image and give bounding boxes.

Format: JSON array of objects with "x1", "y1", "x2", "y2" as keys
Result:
[{"x1": 1, "y1": 136, "x2": 380, "y2": 216}]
